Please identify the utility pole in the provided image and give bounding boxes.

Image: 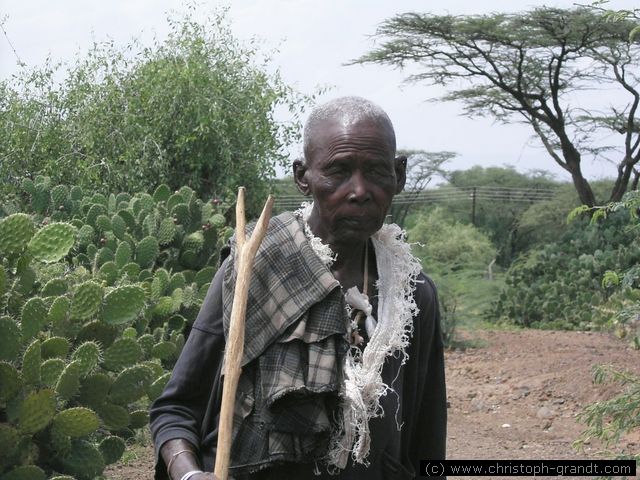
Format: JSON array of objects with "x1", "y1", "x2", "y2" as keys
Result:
[{"x1": 471, "y1": 187, "x2": 477, "y2": 226}]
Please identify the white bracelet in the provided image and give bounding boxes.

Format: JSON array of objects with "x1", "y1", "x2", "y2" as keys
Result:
[{"x1": 180, "y1": 470, "x2": 203, "y2": 480}]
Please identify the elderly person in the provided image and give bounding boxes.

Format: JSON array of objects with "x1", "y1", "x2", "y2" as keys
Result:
[{"x1": 150, "y1": 96, "x2": 446, "y2": 480}]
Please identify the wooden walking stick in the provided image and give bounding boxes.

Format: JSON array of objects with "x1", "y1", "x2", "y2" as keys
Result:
[{"x1": 214, "y1": 187, "x2": 273, "y2": 480}]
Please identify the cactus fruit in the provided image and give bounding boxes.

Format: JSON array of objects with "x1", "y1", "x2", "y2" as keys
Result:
[
  {"x1": 59, "y1": 440, "x2": 105, "y2": 480},
  {"x1": 0, "y1": 465, "x2": 46, "y2": 480},
  {"x1": 70, "y1": 281, "x2": 104, "y2": 320},
  {"x1": 56, "y1": 360, "x2": 82, "y2": 402},
  {"x1": 108, "y1": 365, "x2": 153, "y2": 405},
  {"x1": 21, "y1": 339, "x2": 42, "y2": 386},
  {"x1": 0, "y1": 213, "x2": 35, "y2": 257},
  {"x1": 99, "y1": 435, "x2": 126, "y2": 465},
  {"x1": 19, "y1": 389, "x2": 56, "y2": 434},
  {"x1": 135, "y1": 236, "x2": 159, "y2": 268},
  {"x1": 28, "y1": 223, "x2": 76, "y2": 263},
  {"x1": 72, "y1": 341, "x2": 102, "y2": 376},
  {"x1": 102, "y1": 285, "x2": 145, "y2": 325},
  {"x1": 41, "y1": 358, "x2": 65, "y2": 387},
  {"x1": 102, "y1": 338, "x2": 142, "y2": 372},
  {"x1": 0, "y1": 317, "x2": 21, "y2": 361},
  {"x1": 41, "y1": 336, "x2": 71, "y2": 359},
  {"x1": 52, "y1": 407, "x2": 100, "y2": 438}
]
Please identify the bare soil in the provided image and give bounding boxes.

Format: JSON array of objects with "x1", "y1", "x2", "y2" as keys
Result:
[{"x1": 106, "y1": 329, "x2": 640, "y2": 479}]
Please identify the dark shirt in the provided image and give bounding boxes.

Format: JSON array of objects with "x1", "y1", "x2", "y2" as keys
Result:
[{"x1": 150, "y1": 261, "x2": 446, "y2": 479}]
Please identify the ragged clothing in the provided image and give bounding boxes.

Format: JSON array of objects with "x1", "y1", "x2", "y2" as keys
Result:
[{"x1": 150, "y1": 212, "x2": 447, "y2": 479}]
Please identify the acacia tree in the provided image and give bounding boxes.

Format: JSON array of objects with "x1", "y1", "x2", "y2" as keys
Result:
[{"x1": 354, "y1": 7, "x2": 640, "y2": 206}]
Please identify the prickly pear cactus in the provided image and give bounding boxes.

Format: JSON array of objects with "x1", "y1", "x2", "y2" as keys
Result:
[{"x1": 0, "y1": 180, "x2": 232, "y2": 478}]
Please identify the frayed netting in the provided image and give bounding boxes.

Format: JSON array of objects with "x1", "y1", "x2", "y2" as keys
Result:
[{"x1": 294, "y1": 204, "x2": 422, "y2": 472}]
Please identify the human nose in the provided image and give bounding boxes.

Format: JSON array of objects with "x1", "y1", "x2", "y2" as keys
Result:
[{"x1": 347, "y1": 170, "x2": 371, "y2": 203}]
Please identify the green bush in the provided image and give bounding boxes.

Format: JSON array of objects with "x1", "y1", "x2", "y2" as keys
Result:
[
  {"x1": 0, "y1": 179, "x2": 229, "y2": 478},
  {"x1": 492, "y1": 209, "x2": 640, "y2": 329},
  {"x1": 0, "y1": 7, "x2": 309, "y2": 214}
]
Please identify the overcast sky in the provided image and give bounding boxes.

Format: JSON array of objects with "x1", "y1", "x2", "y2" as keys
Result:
[{"x1": 1, "y1": 0, "x2": 638, "y2": 181}]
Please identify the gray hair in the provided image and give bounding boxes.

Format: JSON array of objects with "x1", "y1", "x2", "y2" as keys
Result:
[{"x1": 303, "y1": 96, "x2": 396, "y2": 158}]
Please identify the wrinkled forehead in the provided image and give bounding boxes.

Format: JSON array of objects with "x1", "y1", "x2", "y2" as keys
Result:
[{"x1": 303, "y1": 114, "x2": 396, "y2": 162}]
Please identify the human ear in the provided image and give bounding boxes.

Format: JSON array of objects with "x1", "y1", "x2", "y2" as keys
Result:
[
  {"x1": 394, "y1": 155, "x2": 407, "y2": 194},
  {"x1": 293, "y1": 159, "x2": 311, "y2": 196}
]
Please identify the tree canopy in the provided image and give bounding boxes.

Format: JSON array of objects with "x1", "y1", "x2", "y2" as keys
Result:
[
  {"x1": 0, "y1": 8, "x2": 310, "y2": 213},
  {"x1": 354, "y1": 7, "x2": 640, "y2": 206}
]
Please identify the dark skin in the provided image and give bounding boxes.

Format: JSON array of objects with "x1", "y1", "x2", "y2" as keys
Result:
[
  {"x1": 293, "y1": 116, "x2": 406, "y2": 292},
  {"x1": 160, "y1": 114, "x2": 406, "y2": 480}
]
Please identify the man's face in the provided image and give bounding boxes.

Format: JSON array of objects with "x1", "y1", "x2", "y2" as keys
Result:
[{"x1": 295, "y1": 118, "x2": 405, "y2": 245}]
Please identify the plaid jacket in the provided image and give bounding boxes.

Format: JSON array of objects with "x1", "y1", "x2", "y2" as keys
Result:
[{"x1": 222, "y1": 212, "x2": 350, "y2": 476}]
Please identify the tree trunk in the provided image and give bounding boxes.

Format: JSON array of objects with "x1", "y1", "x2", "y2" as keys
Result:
[{"x1": 608, "y1": 157, "x2": 635, "y2": 203}]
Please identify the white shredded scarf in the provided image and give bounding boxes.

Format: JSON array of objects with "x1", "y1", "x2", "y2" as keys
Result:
[{"x1": 294, "y1": 203, "x2": 421, "y2": 471}]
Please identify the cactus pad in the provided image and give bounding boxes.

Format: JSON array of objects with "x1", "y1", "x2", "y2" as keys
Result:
[
  {"x1": 71, "y1": 281, "x2": 104, "y2": 320},
  {"x1": 157, "y1": 218, "x2": 177, "y2": 245},
  {"x1": 0, "y1": 265, "x2": 6, "y2": 298},
  {"x1": 49, "y1": 425, "x2": 72, "y2": 456},
  {"x1": 72, "y1": 341, "x2": 102, "y2": 376},
  {"x1": 59, "y1": 440, "x2": 105, "y2": 480},
  {"x1": 153, "y1": 297, "x2": 174, "y2": 318},
  {"x1": 95, "y1": 214, "x2": 112, "y2": 233},
  {"x1": 102, "y1": 285, "x2": 145, "y2": 325},
  {"x1": 0, "y1": 317, "x2": 21, "y2": 361},
  {"x1": 137, "y1": 334, "x2": 155, "y2": 356},
  {"x1": 56, "y1": 361, "x2": 82, "y2": 402},
  {"x1": 102, "y1": 338, "x2": 142, "y2": 372},
  {"x1": 51, "y1": 185, "x2": 69, "y2": 209},
  {"x1": 0, "y1": 362, "x2": 22, "y2": 402},
  {"x1": 135, "y1": 236, "x2": 159, "y2": 268},
  {"x1": 0, "y1": 213, "x2": 35, "y2": 257},
  {"x1": 97, "y1": 402, "x2": 130, "y2": 430},
  {"x1": 22, "y1": 339, "x2": 42, "y2": 386},
  {"x1": 0, "y1": 465, "x2": 46, "y2": 480},
  {"x1": 41, "y1": 358, "x2": 66, "y2": 386},
  {"x1": 21, "y1": 297, "x2": 48, "y2": 341},
  {"x1": 86, "y1": 204, "x2": 107, "y2": 227},
  {"x1": 41, "y1": 278, "x2": 68, "y2": 297},
  {"x1": 129, "y1": 409, "x2": 150, "y2": 429},
  {"x1": 49, "y1": 297, "x2": 71, "y2": 337},
  {"x1": 19, "y1": 389, "x2": 56, "y2": 434},
  {"x1": 28, "y1": 223, "x2": 76, "y2": 263},
  {"x1": 171, "y1": 203, "x2": 191, "y2": 226},
  {"x1": 210, "y1": 213, "x2": 226, "y2": 229},
  {"x1": 41, "y1": 336, "x2": 71, "y2": 359},
  {"x1": 78, "y1": 373, "x2": 112, "y2": 409},
  {"x1": 147, "y1": 372, "x2": 171, "y2": 402},
  {"x1": 109, "y1": 365, "x2": 153, "y2": 404},
  {"x1": 77, "y1": 224, "x2": 95, "y2": 247},
  {"x1": 76, "y1": 321, "x2": 118, "y2": 348},
  {"x1": 120, "y1": 262, "x2": 141, "y2": 280},
  {"x1": 183, "y1": 231, "x2": 204, "y2": 253},
  {"x1": 94, "y1": 247, "x2": 114, "y2": 267},
  {"x1": 114, "y1": 242, "x2": 132, "y2": 268},
  {"x1": 97, "y1": 261, "x2": 119, "y2": 285},
  {"x1": 151, "y1": 341, "x2": 177, "y2": 360},
  {"x1": 99, "y1": 435, "x2": 126, "y2": 465},
  {"x1": 52, "y1": 407, "x2": 100, "y2": 438},
  {"x1": 153, "y1": 184, "x2": 171, "y2": 203},
  {"x1": 111, "y1": 214, "x2": 127, "y2": 240},
  {"x1": 0, "y1": 423, "x2": 19, "y2": 462}
]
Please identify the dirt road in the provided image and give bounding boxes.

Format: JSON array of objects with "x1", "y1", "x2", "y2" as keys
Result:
[{"x1": 107, "y1": 329, "x2": 640, "y2": 479}]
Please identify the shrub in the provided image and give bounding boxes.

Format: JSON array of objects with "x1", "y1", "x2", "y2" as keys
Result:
[{"x1": 0, "y1": 179, "x2": 229, "y2": 478}]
